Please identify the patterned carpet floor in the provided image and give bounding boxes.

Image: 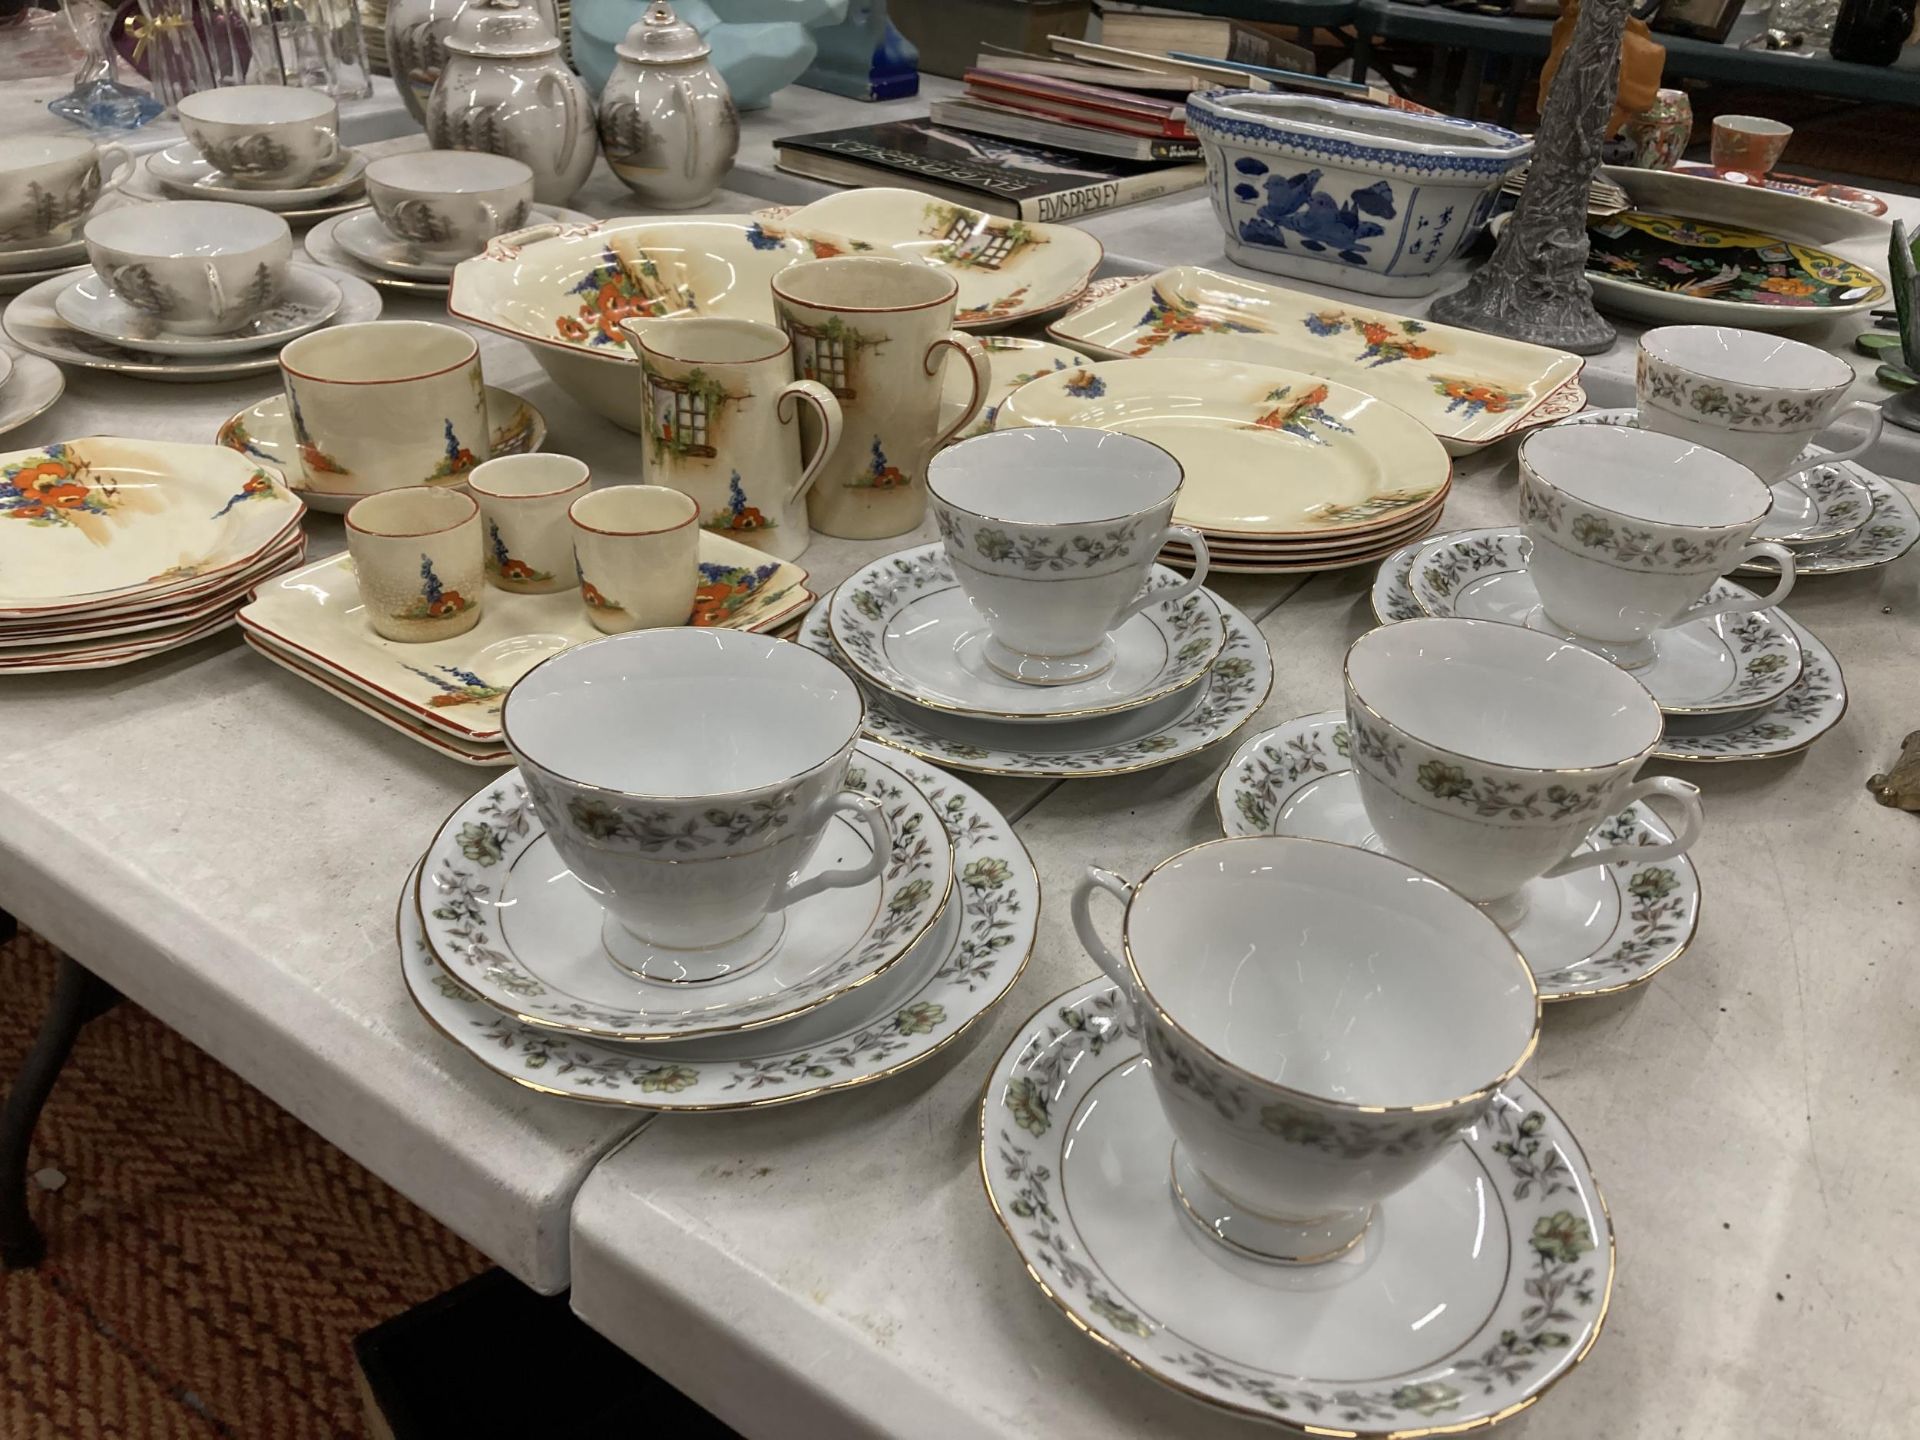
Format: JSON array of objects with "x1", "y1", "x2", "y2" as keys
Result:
[{"x1": 0, "y1": 930, "x2": 487, "y2": 1439}]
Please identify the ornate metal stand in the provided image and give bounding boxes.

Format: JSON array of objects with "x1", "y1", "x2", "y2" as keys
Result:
[
  {"x1": 1, "y1": 944, "x2": 120, "y2": 1270},
  {"x1": 1429, "y1": 0, "x2": 1631, "y2": 353}
]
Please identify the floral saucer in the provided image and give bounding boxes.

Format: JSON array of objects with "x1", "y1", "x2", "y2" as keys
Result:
[
  {"x1": 417, "y1": 749, "x2": 952, "y2": 1042},
  {"x1": 1735, "y1": 469, "x2": 1920, "y2": 577},
  {"x1": 0, "y1": 351, "x2": 63, "y2": 439},
  {"x1": 1373, "y1": 535, "x2": 1849, "y2": 762},
  {"x1": 981, "y1": 977, "x2": 1613, "y2": 1433},
  {"x1": 147, "y1": 142, "x2": 369, "y2": 208},
  {"x1": 3, "y1": 267, "x2": 381, "y2": 383},
  {"x1": 1217, "y1": 712, "x2": 1700, "y2": 1000},
  {"x1": 1550, "y1": 407, "x2": 1872, "y2": 547},
  {"x1": 1410, "y1": 528, "x2": 1803, "y2": 716},
  {"x1": 53, "y1": 262, "x2": 342, "y2": 358},
  {"x1": 218, "y1": 384, "x2": 546, "y2": 513},
  {"x1": 939, "y1": 336, "x2": 1092, "y2": 442},
  {"x1": 800, "y1": 587, "x2": 1272, "y2": 779},
  {"x1": 400, "y1": 748, "x2": 1036, "y2": 1110},
  {"x1": 827, "y1": 546, "x2": 1224, "y2": 724}
]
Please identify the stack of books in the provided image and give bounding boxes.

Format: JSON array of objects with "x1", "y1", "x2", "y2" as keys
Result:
[{"x1": 775, "y1": 36, "x2": 1395, "y2": 222}]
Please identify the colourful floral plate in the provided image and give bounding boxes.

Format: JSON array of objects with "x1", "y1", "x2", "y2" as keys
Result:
[
  {"x1": 995, "y1": 355, "x2": 1453, "y2": 540},
  {"x1": 416, "y1": 748, "x2": 952, "y2": 1042},
  {"x1": 238, "y1": 533, "x2": 812, "y2": 743},
  {"x1": 801, "y1": 584, "x2": 1272, "y2": 779},
  {"x1": 1409, "y1": 528, "x2": 1803, "y2": 716},
  {"x1": 1046, "y1": 266, "x2": 1586, "y2": 455},
  {"x1": 981, "y1": 976, "x2": 1613, "y2": 1435},
  {"x1": 1217, "y1": 711, "x2": 1700, "y2": 1000},
  {"x1": 1582, "y1": 210, "x2": 1886, "y2": 328},
  {"x1": 400, "y1": 746, "x2": 1037, "y2": 1109},
  {"x1": 751, "y1": 187, "x2": 1103, "y2": 330},
  {"x1": 939, "y1": 336, "x2": 1092, "y2": 442}
]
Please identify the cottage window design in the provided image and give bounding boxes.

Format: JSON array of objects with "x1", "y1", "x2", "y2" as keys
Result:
[{"x1": 794, "y1": 330, "x2": 853, "y2": 399}]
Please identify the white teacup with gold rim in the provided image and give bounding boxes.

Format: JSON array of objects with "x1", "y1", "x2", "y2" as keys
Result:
[
  {"x1": 501, "y1": 628, "x2": 891, "y2": 981},
  {"x1": 1518, "y1": 424, "x2": 1795, "y2": 667},
  {"x1": 0, "y1": 136, "x2": 133, "y2": 253},
  {"x1": 1636, "y1": 324, "x2": 1882, "y2": 486},
  {"x1": 1072, "y1": 835, "x2": 1540, "y2": 1265},
  {"x1": 926, "y1": 427, "x2": 1211, "y2": 685},
  {"x1": 84, "y1": 201, "x2": 291, "y2": 336},
  {"x1": 1345, "y1": 617, "x2": 1705, "y2": 924}
]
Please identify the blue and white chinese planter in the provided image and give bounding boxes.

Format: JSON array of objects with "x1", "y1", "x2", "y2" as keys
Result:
[{"x1": 1188, "y1": 91, "x2": 1533, "y2": 298}]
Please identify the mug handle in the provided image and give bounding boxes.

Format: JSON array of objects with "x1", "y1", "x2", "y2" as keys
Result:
[
  {"x1": 1071, "y1": 865, "x2": 1143, "y2": 1020},
  {"x1": 95, "y1": 143, "x2": 135, "y2": 192},
  {"x1": 779, "y1": 794, "x2": 891, "y2": 908},
  {"x1": 777, "y1": 378, "x2": 842, "y2": 503},
  {"x1": 1675, "y1": 542, "x2": 1794, "y2": 626},
  {"x1": 538, "y1": 69, "x2": 582, "y2": 177},
  {"x1": 1117, "y1": 526, "x2": 1210, "y2": 625},
  {"x1": 1776, "y1": 401, "x2": 1883, "y2": 485},
  {"x1": 1541, "y1": 777, "x2": 1705, "y2": 879},
  {"x1": 926, "y1": 332, "x2": 992, "y2": 447}
]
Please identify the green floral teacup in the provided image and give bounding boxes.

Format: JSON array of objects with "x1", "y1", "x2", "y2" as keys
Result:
[{"x1": 1344, "y1": 617, "x2": 1704, "y2": 924}]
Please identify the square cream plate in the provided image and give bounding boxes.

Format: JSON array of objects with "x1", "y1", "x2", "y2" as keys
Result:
[
  {"x1": 239, "y1": 531, "x2": 813, "y2": 743},
  {"x1": 1048, "y1": 267, "x2": 1586, "y2": 454}
]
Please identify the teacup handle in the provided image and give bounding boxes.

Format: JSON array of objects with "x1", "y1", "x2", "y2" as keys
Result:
[
  {"x1": 95, "y1": 143, "x2": 134, "y2": 192},
  {"x1": 927, "y1": 333, "x2": 992, "y2": 447},
  {"x1": 1071, "y1": 866, "x2": 1143, "y2": 1016},
  {"x1": 1541, "y1": 776, "x2": 1705, "y2": 879},
  {"x1": 1676, "y1": 543, "x2": 1794, "y2": 626},
  {"x1": 779, "y1": 794, "x2": 891, "y2": 908},
  {"x1": 777, "y1": 379, "x2": 842, "y2": 503},
  {"x1": 1776, "y1": 401, "x2": 1883, "y2": 484},
  {"x1": 1119, "y1": 527, "x2": 1210, "y2": 625}
]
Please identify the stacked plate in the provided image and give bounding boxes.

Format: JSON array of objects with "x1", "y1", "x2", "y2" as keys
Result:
[
  {"x1": 803, "y1": 543, "x2": 1273, "y2": 779},
  {"x1": 396, "y1": 740, "x2": 1037, "y2": 1111},
  {"x1": 0, "y1": 437, "x2": 306, "y2": 672},
  {"x1": 992, "y1": 355, "x2": 1454, "y2": 575},
  {"x1": 125, "y1": 142, "x2": 371, "y2": 225}
]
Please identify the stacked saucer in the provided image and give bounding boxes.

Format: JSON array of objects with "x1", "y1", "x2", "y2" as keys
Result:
[
  {"x1": 138, "y1": 143, "x2": 369, "y2": 222},
  {"x1": 0, "y1": 437, "x2": 306, "y2": 672},
  {"x1": 398, "y1": 629, "x2": 1037, "y2": 1110},
  {"x1": 992, "y1": 355, "x2": 1453, "y2": 574}
]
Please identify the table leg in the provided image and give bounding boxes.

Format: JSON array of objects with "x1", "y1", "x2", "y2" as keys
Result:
[{"x1": 0, "y1": 954, "x2": 120, "y2": 1270}]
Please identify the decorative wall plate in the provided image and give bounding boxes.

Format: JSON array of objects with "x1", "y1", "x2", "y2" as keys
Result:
[
  {"x1": 54, "y1": 262, "x2": 343, "y2": 358},
  {"x1": 1046, "y1": 266, "x2": 1584, "y2": 454},
  {"x1": 800, "y1": 586, "x2": 1272, "y2": 778},
  {"x1": 416, "y1": 750, "x2": 952, "y2": 1042},
  {"x1": 828, "y1": 546, "x2": 1224, "y2": 723},
  {"x1": 980, "y1": 977, "x2": 1613, "y2": 1434},
  {"x1": 217, "y1": 384, "x2": 547, "y2": 513},
  {"x1": 3, "y1": 268, "x2": 382, "y2": 382},
  {"x1": 146, "y1": 142, "x2": 369, "y2": 207},
  {"x1": 0, "y1": 351, "x2": 64, "y2": 439},
  {"x1": 1551, "y1": 407, "x2": 1871, "y2": 547},
  {"x1": 751, "y1": 187, "x2": 1104, "y2": 330},
  {"x1": 400, "y1": 746, "x2": 1037, "y2": 1110},
  {"x1": 1583, "y1": 210, "x2": 1886, "y2": 327},
  {"x1": 0, "y1": 438, "x2": 302, "y2": 615},
  {"x1": 238, "y1": 534, "x2": 812, "y2": 742},
  {"x1": 1409, "y1": 529, "x2": 1803, "y2": 715},
  {"x1": 996, "y1": 355, "x2": 1451, "y2": 538},
  {"x1": 1216, "y1": 711, "x2": 1700, "y2": 1000},
  {"x1": 939, "y1": 336, "x2": 1092, "y2": 442}
]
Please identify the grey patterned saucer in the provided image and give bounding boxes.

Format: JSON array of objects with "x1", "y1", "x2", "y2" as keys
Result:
[
  {"x1": 1217, "y1": 711, "x2": 1700, "y2": 1000},
  {"x1": 981, "y1": 977, "x2": 1614, "y2": 1434},
  {"x1": 53, "y1": 262, "x2": 343, "y2": 357},
  {"x1": 147, "y1": 142, "x2": 368, "y2": 207},
  {"x1": 1410, "y1": 528, "x2": 1803, "y2": 716}
]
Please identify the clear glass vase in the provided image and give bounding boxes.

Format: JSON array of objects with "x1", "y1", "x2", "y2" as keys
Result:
[
  {"x1": 46, "y1": 0, "x2": 166, "y2": 130},
  {"x1": 131, "y1": 0, "x2": 218, "y2": 110}
]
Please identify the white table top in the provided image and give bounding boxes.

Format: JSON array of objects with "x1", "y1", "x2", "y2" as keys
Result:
[{"x1": 3, "y1": 75, "x2": 1917, "y2": 1426}]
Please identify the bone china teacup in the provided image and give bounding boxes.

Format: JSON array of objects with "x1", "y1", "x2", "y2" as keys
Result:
[
  {"x1": 1073, "y1": 835, "x2": 1539, "y2": 1264},
  {"x1": 927, "y1": 427, "x2": 1212, "y2": 685},
  {"x1": 502, "y1": 628, "x2": 891, "y2": 980},
  {"x1": 176, "y1": 85, "x2": 341, "y2": 189},
  {"x1": 363, "y1": 151, "x2": 534, "y2": 263},
  {"x1": 1344, "y1": 617, "x2": 1705, "y2": 922},
  {"x1": 1518, "y1": 424, "x2": 1795, "y2": 664},
  {"x1": 0, "y1": 136, "x2": 133, "y2": 252},
  {"x1": 1636, "y1": 324, "x2": 1883, "y2": 486},
  {"x1": 84, "y1": 201, "x2": 291, "y2": 336}
]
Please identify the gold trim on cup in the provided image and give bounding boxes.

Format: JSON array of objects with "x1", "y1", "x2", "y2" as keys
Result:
[{"x1": 926, "y1": 427, "x2": 1188, "y2": 528}]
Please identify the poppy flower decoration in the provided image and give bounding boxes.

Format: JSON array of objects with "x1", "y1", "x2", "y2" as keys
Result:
[{"x1": 0, "y1": 444, "x2": 120, "y2": 529}]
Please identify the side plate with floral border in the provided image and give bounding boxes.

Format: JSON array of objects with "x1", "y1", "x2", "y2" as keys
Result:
[
  {"x1": 828, "y1": 545, "x2": 1224, "y2": 723},
  {"x1": 1215, "y1": 711, "x2": 1700, "y2": 1000},
  {"x1": 1371, "y1": 532, "x2": 1849, "y2": 763},
  {"x1": 1734, "y1": 466, "x2": 1919, "y2": 577},
  {"x1": 400, "y1": 746, "x2": 1037, "y2": 1110},
  {"x1": 980, "y1": 977, "x2": 1614, "y2": 1435},
  {"x1": 801, "y1": 586, "x2": 1272, "y2": 779}
]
